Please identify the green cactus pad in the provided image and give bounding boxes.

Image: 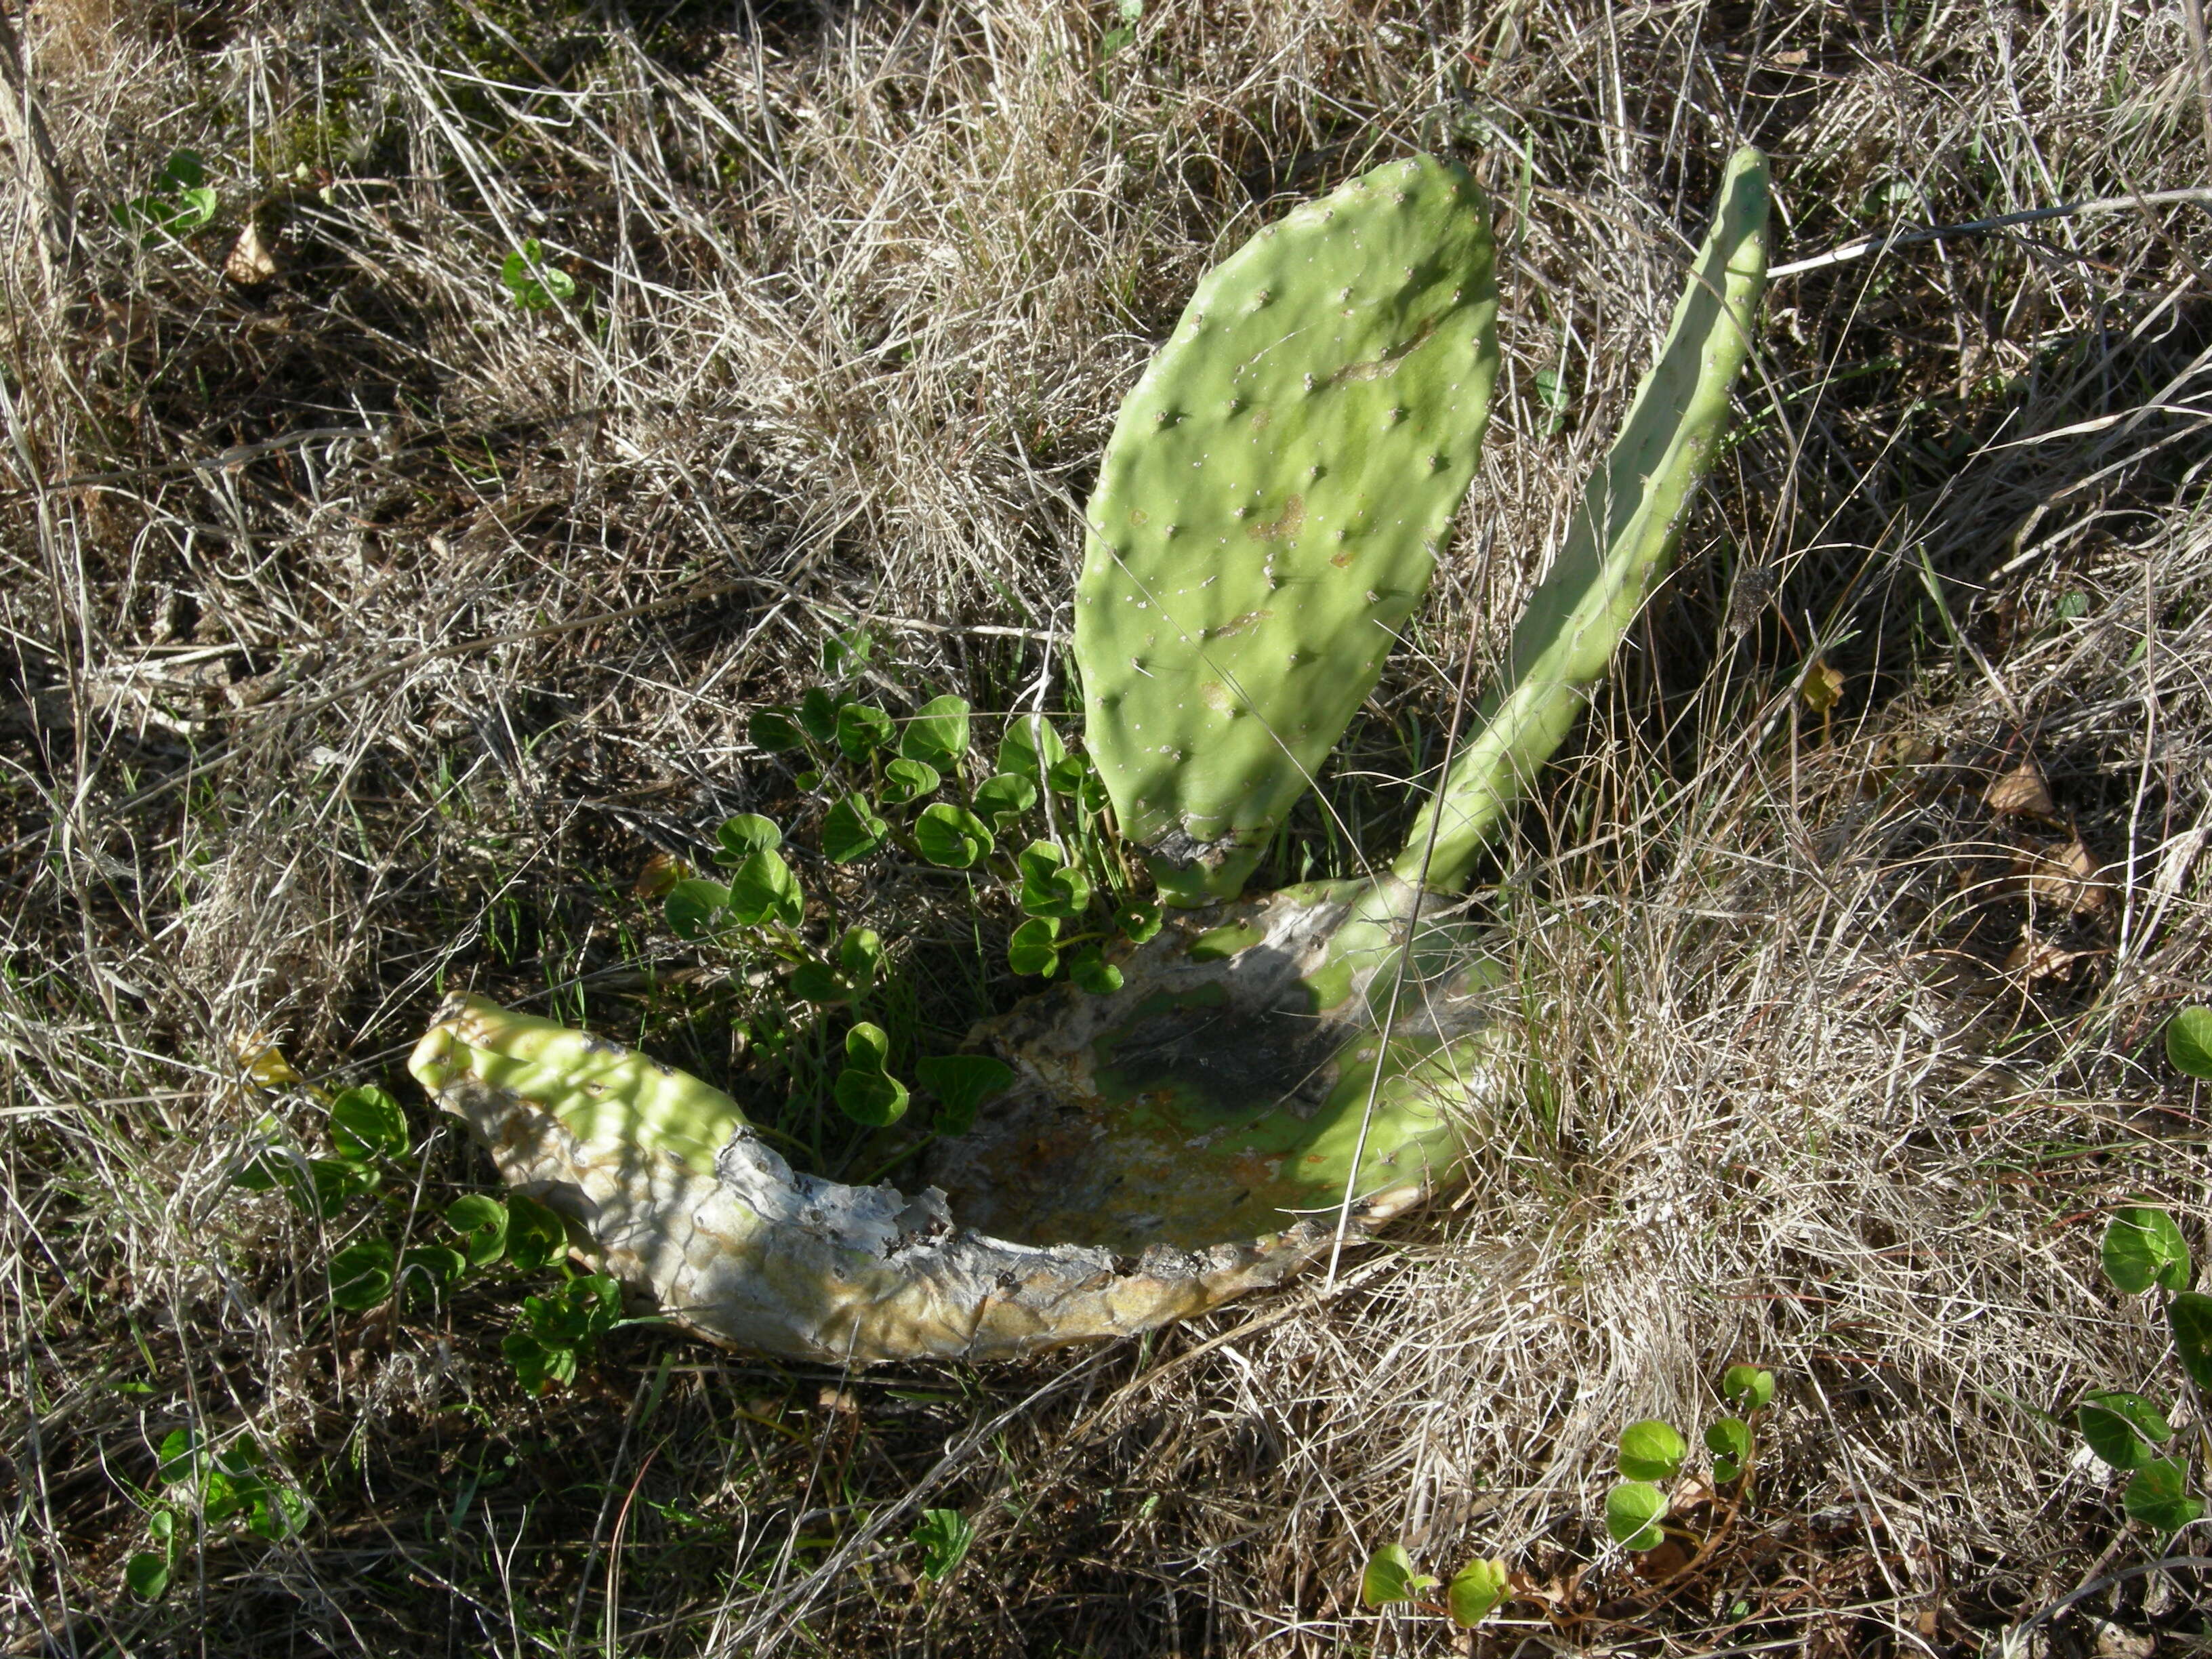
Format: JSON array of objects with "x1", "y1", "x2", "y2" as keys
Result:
[
  {"x1": 1078, "y1": 154, "x2": 1500, "y2": 905},
  {"x1": 1397, "y1": 148, "x2": 1770, "y2": 890}
]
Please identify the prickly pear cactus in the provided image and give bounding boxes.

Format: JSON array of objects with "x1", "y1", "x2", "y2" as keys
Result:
[
  {"x1": 410, "y1": 152, "x2": 1772, "y2": 1366},
  {"x1": 1078, "y1": 154, "x2": 1500, "y2": 907}
]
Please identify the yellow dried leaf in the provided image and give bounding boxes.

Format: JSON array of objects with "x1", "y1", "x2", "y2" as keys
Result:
[
  {"x1": 631, "y1": 852, "x2": 687, "y2": 900},
  {"x1": 1799, "y1": 659, "x2": 1845, "y2": 715},
  {"x1": 232, "y1": 1029, "x2": 301, "y2": 1088}
]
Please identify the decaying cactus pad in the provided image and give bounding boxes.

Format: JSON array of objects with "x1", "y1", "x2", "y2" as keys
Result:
[{"x1": 411, "y1": 988, "x2": 1456, "y2": 1364}]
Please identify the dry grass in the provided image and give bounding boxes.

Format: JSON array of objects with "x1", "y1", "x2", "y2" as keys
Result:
[{"x1": 3, "y1": 0, "x2": 2210, "y2": 1654}]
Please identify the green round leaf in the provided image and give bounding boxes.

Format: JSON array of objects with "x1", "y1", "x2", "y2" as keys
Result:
[
  {"x1": 729, "y1": 848, "x2": 804, "y2": 928},
  {"x1": 2123, "y1": 1456, "x2": 2206, "y2": 1534},
  {"x1": 2168, "y1": 1006, "x2": 2212, "y2": 1080},
  {"x1": 505, "y1": 1192, "x2": 569, "y2": 1272},
  {"x1": 246, "y1": 1486, "x2": 310, "y2": 1542},
  {"x1": 1008, "y1": 916, "x2": 1061, "y2": 976},
  {"x1": 789, "y1": 960, "x2": 846, "y2": 1004},
  {"x1": 716, "y1": 814, "x2": 783, "y2": 864},
  {"x1": 916, "y1": 1054, "x2": 1014, "y2": 1136},
  {"x1": 798, "y1": 687, "x2": 842, "y2": 743},
  {"x1": 1604, "y1": 1481, "x2": 1668, "y2": 1550},
  {"x1": 838, "y1": 926, "x2": 884, "y2": 985},
  {"x1": 845, "y1": 1021, "x2": 892, "y2": 1071},
  {"x1": 1046, "y1": 753, "x2": 1091, "y2": 798},
  {"x1": 901, "y1": 695, "x2": 972, "y2": 766},
  {"x1": 1117, "y1": 902, "x2": 1163, "y2": 944},
  {"x1": 1617, "y1": 1419, "x2": 1687, "y2": 1483},
  {"x1": 821, "y1": 628, "x2": 874, "y2": 680},
  {"x1": 329, "y1": 1086, "x2": 409, "y2": 1161},
  {"x1": 156, "y1": 1429, "x2": 202, "y2": 1486},
  {"x1": 2078, "y1": 1391, "x2": 2173, "y2": 1472},
  {"x1": 821, "y1": 795, "x2": 890, "y2": 862},
  {"x1": 836, "y1": 1067, "x2": 909, "y2": 1127},
  {"x1": 2169, "y1": 1292, "x2": 2212, "y2": 1391},
  {"x1": 1721, "y1": 1365, "x2": 1776, "y2": 1411},
  {"x1": 1447, "y1": 1557, "x2": 1510, "y2": 1628},
  {"x1": 1070, "y1": 947, "x2": 1124, "y2": 996},
  {"x1": 973, "y1": 772, "x2": 1038, "y2": 827},
  {"x1": 125, "y1": 1550, "x2": 171, "y2": 1601},
  {"x1": 399, "y1": 1246, "x2": 468, "y2": 1298},
  {"x1": 747, "y1": 708, "x2": 807, "y2": 752},
  {"x1": 665, "y1": 878, "x2": 732, "y2": 940},
  {"x1": 328, "y1": 1239, "x2": 396, "y2": 1311},
  {"x1": 835, "y1": 702, "x2": 894, "y2": 762},
  {"x1": 161, "y1": 150, "x2": 207, "y2": 190},
  {"x1": 881, "y1": 758, "x2": 941, "y2": 806},
  {"x1": 1704, "y1": 1416, "x2": 1752, "y2": 1475},
  {"x1": 2102, "y1": 1206, "x2": 2192, "y2": 1294},
  {"x1": 915, "y1": 803, "x2": 993, "y2": 869},
  {"x1": 998, "y1": 715, "x2": 1066, "y2": 783},
  {"x1": 445, "y1": 1194, "x2": 509, "y2": 1267},
  {"x1": 1017, "y1": 841, "x2": 1092, "y2": 918},
  {"x1": 502, "y1": 1328, "x2": 577, "y2": 1395},
  {"x1": 911, "y1": 1507, "x2": 976, "y2": 1582},
  {"x1": 1359, "y1": 1542, "x2": 1435, "y2": 1607}
]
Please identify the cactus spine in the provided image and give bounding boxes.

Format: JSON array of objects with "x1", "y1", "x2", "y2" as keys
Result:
[{"x1": 1077, "y1": 155, "x2": 1500, "y2": 906}]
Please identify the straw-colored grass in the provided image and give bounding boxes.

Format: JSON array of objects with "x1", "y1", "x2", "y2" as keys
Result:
[{"x1": 3, "y1": 1, "x2": 2208, "y2": 1653}]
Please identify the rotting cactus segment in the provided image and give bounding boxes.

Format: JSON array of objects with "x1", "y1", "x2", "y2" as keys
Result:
[
  {"x1": 410, "y1": 994, "x2": 1334, "y2": 1363},
  {"x1": 1078, "y1": 154, "x2": 1502, "y2": 907}
]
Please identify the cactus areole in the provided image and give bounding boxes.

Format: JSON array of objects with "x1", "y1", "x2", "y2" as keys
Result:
[{"x1": 410, "y1": 150, "x2": 1770, "y2": 1364}]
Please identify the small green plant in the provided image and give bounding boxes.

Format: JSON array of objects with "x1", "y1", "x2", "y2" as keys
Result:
[
  {"x1": 1359, "y1": 1540, "x2": 1513, "y2": 1630},
  {"x1": 232, "y1": 1066, "x2": 615, "y2": 1395},
  {"x1": 1603, "y1": 1365, "x2": 1776, "y2": 1553},
  {"x1": 2080, "y1": 1204, "x2": 2210, "y2": 1535},
  {"x1": 2171, "y1": 1005, "x2": 2212, "y2": 1081},
  {"x1": 501, "y1": 238, "x2": 578, "y2": 310},
  {"x1": 1100, "y1": 0, "x2": 1143, "y2": 55},
  {"x1": 115, "y1": 150, "x2": 218, "y2": 241},
  {"x1": 660, "y1": 628, "x2": 1155, "y2": 1135},
  {"x1": 909, "y1": 1507, "x2": 975, "y2": 1584},
  {"x1": 123, "y1": 1427, "x2": 310, "y2": 1600}
]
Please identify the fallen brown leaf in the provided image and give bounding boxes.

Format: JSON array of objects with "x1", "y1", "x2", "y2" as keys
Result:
[
  {"x1": 1984, "y1": 761, "x2": 2057, "y2": 821},
  {"x1": 224, "y1": 218, "x2": 279, "y2": 285},
  {"x1": 2011, "y1": 837, "x2": 2112, "y2": 914},
  {"x1": 2004, "y1": 932, "x2": 2094, "y2": 981}
]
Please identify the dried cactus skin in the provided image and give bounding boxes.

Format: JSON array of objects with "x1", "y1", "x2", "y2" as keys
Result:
[
  {"x1": 1397, "y1": 147, "x2": 1771, "y2": 890},
  {"x1": 1078, "y1": 154, "x2": 1501, "y2": 906},
  {"x1": 411, "y1": 994, "x2": 1328, "y2": 1363}
]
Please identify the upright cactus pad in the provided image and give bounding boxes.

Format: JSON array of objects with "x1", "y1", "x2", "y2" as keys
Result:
[
  {"x1": 1078, "y1": 155, "x2": 1500, "y2": 905},
  {"x1": 1396, "y1": 147, "x2": 1770, "y2": 890}
]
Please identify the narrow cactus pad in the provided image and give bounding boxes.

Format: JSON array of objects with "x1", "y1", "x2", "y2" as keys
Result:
[
  {"x1": 1397, "y1": 147, "x2": 1770, "y2": 890},
  {"x1": 1078, "y1": 154, "x2": 1500, "y2": 905}
]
